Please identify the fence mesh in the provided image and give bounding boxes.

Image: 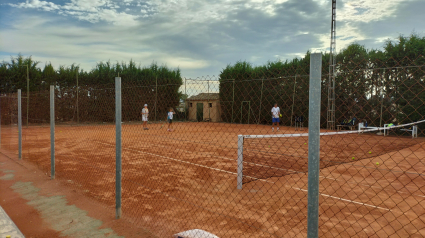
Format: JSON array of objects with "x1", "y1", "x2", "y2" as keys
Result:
[{"x1": 1, "y1": 57, "x2": 425, "y2": 237}]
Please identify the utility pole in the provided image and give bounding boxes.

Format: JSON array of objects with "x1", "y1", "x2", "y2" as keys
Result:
[{"x1": 327, "y1": 0, "x2": 337, "y2": 130}]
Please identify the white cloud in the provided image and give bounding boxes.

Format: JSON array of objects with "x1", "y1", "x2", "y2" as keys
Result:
[
  {"x1": 8, "y1": 0, "x2": 140, "y2": 25},
  {"x1": 339, "y1": 0, "x2": 402, "y2": 22},
  {"x1": 9, "y1": 0, "x2": 60, "y2": 11},
  {"x1": 2, "y1": 0, "x2": 425, "y2": 78},
  {"x1": 62, "y1": 0, "x2": 111, "y2": 12}
]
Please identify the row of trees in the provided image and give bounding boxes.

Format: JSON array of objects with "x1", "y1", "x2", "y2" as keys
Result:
[
  {"x1": 0, "y1": 58, "x2": 183, "y2": 124},
  {"x1": 1, "y1": 34, "x2": 424, "y2": 127},
  {"x1": 219, "y1": 34, "x2": 425, "y2": 129}
]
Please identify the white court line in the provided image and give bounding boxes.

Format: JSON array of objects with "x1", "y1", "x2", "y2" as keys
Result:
[
  {"x1": 319, "y1": 175, "x2": 425, "y2": 199},
  {"x1": 95, "y1": 141, "x2": 392, "y2": 211},
  {"x1": 149, "y1": 142, "x2": 302, "y2": 174},
  {"x1": 293, "y1": 187, "x2": 390, "y2": 211},
  {"x1": 95, "y1": 141, "x2": 270, "y2": 183}
]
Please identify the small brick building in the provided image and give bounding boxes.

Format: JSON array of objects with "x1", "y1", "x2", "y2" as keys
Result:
[{"x1": 187, "y1": 93, "x2": 220, "y2": 122}]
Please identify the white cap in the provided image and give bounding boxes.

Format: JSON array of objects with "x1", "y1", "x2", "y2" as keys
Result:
[{"x1": 144, "y1": 104, "x2": 148, "y2": 107}]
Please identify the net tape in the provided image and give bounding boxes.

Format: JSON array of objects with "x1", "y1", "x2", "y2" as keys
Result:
[{"x1": 242, "y1": 119, "x2": 425, "y2": 139}]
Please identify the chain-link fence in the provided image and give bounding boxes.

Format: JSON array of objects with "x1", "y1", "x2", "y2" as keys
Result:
[{"x1": 1, "y1": 56, "x2": 425, "y2": 237}]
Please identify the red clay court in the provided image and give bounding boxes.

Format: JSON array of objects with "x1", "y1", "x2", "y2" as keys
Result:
[{"x1": 1, "y1": 122, "x2": 424, "y2": 237}]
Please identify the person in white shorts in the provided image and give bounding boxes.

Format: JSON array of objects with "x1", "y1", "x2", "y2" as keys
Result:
[
  {"x1": 271, "y1": 103, "x2": 280, "y2": 132},
  {"x1": 167, "y1": 108, "x2": 176, "y2": 132},
  {"x1": 141, "y1": 104, "x2": 149, "y2": 130}
]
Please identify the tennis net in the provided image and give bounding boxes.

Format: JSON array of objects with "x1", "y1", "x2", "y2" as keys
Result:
[{"x1": 237, "y1": 120, "x2": 425, "y2": 189}]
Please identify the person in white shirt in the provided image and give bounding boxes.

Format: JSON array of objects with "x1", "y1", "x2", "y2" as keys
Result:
[
  {"x1": 167, "y1": 108, "x2": 176, "y2": 132},
  {"x1": 141, "y1": 104, "x2": 149, "y2": 130},
  {"x1": 271, "y1": 103, "x2": 280, "y2": 132}
]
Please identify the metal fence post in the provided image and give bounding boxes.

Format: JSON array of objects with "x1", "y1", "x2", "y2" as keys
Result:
[
  {"x1": 291, "y1": 74, "x2": 297, "y2": 127},
  {"x1": 18, "y1": 89, "x2": 22, "y2": 159},
  {"x1": 0, "y1": 95, "x2": 2, "y2": 149},
  {"x1": 232, "y1": 79, "x2": 235, "y2": 123},
  {"x1": 237, "y1": 135, "x2": 244, "y2": 189},
  {"x1": 115, "y1": 77, "x2": 122, "y2": 219},
  {"x1": 307, "y1": 53, "x2": 322, "y2": 238},
  {"x1": 76, "y1": 70, "x2": 79, "y2": 124},
  {"x1": 258, "y1": 78, "x2": 264, "y2": 124},
  {"x1": 155, "y1": 76, "x2": 158, "y2": 121},
  {"x1": 208, "y1": 80, "x2": 210, "y2": 120},
  {"x1": 50, "y1": 85, "x2": 55, "y2": 179}
]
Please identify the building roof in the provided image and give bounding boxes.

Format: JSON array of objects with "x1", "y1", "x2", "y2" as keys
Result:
[{"x1": 187, "y1": 93, "x2": 220, "y2": 101}]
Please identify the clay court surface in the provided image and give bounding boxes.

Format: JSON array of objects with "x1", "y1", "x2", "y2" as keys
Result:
[{"x1": 1, "y1": 122, "x2": 425, "y2": 237}]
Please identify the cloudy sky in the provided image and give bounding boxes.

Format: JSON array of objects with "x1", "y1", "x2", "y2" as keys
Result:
[{"x1": 0, "y1": 0, "x2": 424, "y2": 78}]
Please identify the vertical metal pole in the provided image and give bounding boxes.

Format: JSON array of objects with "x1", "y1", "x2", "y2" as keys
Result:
[
  {"x1": 258, "y1": 79, "x2": 264, "y2": 124},
  {"x1": 155, "y1": 76, "x2": 158, "y2": 121},
  {"x1": 18, "y1": 89, "x2": 22, "y2": 159},
  {"x1": 185, "y1": 78, "x2": 187, "y2": 121},
  {"x1": 77, "y1": 70, "x2": 79, "y2": 124},
  {"x1": 379, "y1": 70, "x2": 384, "y2": 134},
  {"x1": 291, "y1": 75, "x2": 297, "y2": 127},
  {"x1": 247, "y1": 101, "x2": 250, "y2": 124},
  {"x1": 232, "y1": 79, "x2": 235, "y2": 123},
  {"x1": 0, "y1": 95, "x2": 2, "y2": 149},
  {"x1": 50, "y1": 85, "x2": 55, "y2": 180},
  {"x1": 237, "y1": 135, "x2": 244, "y2": 189},
  {"x1": 115, "y1": 77, "x2": 122, "y2": 219},
  {"x1": 307, "y1": 53, "x2": 322, "y2": 238},
  {"x1": 26, "y1": 66, "x2": 29, "y2": 128},
  {"x1": 208, "y1": 80, "x2": 210, "y2": 120}
]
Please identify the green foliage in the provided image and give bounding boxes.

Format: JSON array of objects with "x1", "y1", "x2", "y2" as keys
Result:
[
  {"x1": 0, "y1": 57, "x2": 182, "y2": 124},
  {"x1": 220, "y1": 34, "x2": 425, "y2": 129}
]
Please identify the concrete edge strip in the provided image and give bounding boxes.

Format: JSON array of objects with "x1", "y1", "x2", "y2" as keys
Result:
[{"x1": 0, "y1": 205, "x2": 25, "y2": 238}]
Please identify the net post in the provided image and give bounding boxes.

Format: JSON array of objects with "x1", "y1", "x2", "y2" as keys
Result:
[
  {"x1": 307, "y1": 53, "x2": 322, "y2": 238},
  {"x1": 50, "y1": 85, "x2": 55, "y2": 180},
  {"x1": 18, "y1": 89, "x2": 22, "y2": 160},
  {"x1": 237, "y1": 135, "x2": 244, "y2": 189},
  {"x1": 115, "y1": 77, "x2": 122, "y2": 219}
]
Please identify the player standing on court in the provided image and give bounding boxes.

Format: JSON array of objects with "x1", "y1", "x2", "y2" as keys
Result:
[
  {"x1": 167, "y1": 108, "x2": 176, "y2": 132},
  {"x1": 271, "y1": 103, "x2": 280, "y2": 132},
  {"x1": 141, "y1": 104, "x2": 149, "y2": 130}
]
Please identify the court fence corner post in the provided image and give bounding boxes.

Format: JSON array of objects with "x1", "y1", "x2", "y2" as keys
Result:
[
  {"x1": 18, "y1": 89, "x2": 22, "y2": 160},
  {"x1": 307, "y1": 53, "x2": 322, "y2": 238},
  {"x1": 50, "y1": 85, "x2": 55, "y2": 180},
  {"x1": 115, "y1": 77, "x2": 122, "y2": 219},
  {"x1": 237, "y1": 135, "x2": 244, "y2": 189}
]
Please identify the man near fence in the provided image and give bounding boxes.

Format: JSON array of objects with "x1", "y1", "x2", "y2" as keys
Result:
[
  {"x1": 271, "y1": 103, "x2": 280, "y2": 132},
  {"x1": 141, "y1": 104, "x2": 149, "y2": 130}
]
